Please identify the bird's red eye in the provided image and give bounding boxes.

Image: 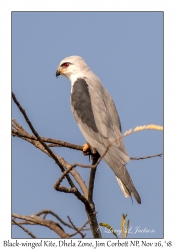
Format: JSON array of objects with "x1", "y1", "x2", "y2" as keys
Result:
[{"x1": 63, "y1": 63, "x2": 70, "y2": 68}]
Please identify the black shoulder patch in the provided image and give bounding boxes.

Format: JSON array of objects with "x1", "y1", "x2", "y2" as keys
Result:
[{"x1": 71, "y1": 78, "x2": 98, "y2": 133}]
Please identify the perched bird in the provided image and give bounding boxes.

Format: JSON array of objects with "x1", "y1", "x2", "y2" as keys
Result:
[{"x1": 56, "y1": 56, "x2": 141, "y2": 204}]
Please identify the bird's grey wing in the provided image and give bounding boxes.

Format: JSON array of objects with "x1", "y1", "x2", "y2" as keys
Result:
[
  {"x1": 71, "y1": 77, "x2": 141, "y2": 204},
  {"x1": 87, "y1": 76, "x2": 129, "y2": 162},
  {"x1": 101, "y1": 87, "x2": 130, "y2": 157},
  {"x1": 70, "y1": 77, "x2": 106, "y2": 150},
  {"x1": 71, "y1": 76, "x2": 126, "y2": 157},
  {"x1": 87, "y1": 77, "x2": 141, "y2": 203}
]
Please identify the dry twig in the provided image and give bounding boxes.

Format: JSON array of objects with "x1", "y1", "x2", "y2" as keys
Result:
[
  {"x1": 67, "y1": 216, "x2": 85, "y2": 238},
  {"x1": 12, "y1": 219, "x2": 36, "y2": 238},
  {"x1": 12, "y1": 214, "x2": 69, "y2": 238},
  {"x1": 35, "y1": 210, "x2": 73, "y2": 229}
]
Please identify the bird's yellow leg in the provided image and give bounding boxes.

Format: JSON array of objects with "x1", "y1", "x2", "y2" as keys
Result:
[
  {"x1": 83, "y1": 142, "x2": 98, "y2": 157},
  {"x1": 83, "y1": 142, "x2": 90, "y2": 151},
  {"x1": 82, "y1": 142, "x2": 91, "y2": 155}
]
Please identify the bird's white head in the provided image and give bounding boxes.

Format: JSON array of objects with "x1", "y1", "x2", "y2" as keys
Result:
[{"x1": 56, "y1": 55, "x2": 90, "y2": 82}]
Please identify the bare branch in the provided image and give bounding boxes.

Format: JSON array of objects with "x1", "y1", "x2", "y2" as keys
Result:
[
  {"x1": 14, "y1": 209, "x2": 90, "y2": 238},
  {"x1": 12, "y1": 219, "x2": 36, "y2": 238},
  {"x1": 54, "y1": 185, "x2": 92, "y2": 211},
  {"x1": 54, "y1": 162, "x2": 97, "y2": 192},
  {"x1": 13, "y1": 221, "x2": 36, "y2": 226},
  {"x1": 12, "y1": 92, "x2": 76, "y2": 190},
  {"x1": 13, "y1": 121, "x2": 101, "y2": 235},
  {"x1": 130, "y1": 153, "x2": 163, "y2": 160},
  {"x1": 35, "y1": 210, "x2": 73, "y2": 229},
  {"x1": 67, "y1": 216, "x2": 85, "y2": 238},
  {"x1": 69, "y1": 220, "x2": 89, "y2": 237},
  {"x1": 54, "y1": 165, "x2": 76, "y2": 189},
  {"x1": 12, "y1": 94, "x2": 94, "y2": 223},
  {"x1": 12, "y1": 127, "x2": 82, "y2": 151},
  {"x1": 12, "y1": 94, "x2": 104, "y2": 238},
  {"x1": 54, "y1": 186, "x2": 77, "y2": 193},
  {"x1": 88, "y1": 153, "x2": 100, "y2": 204},
  {"x1": 12, "y1": 213, "x2": 69, "y2": 238},
  {"x1": 12, "y1": 120, "x2": 88, "y2": 198}
]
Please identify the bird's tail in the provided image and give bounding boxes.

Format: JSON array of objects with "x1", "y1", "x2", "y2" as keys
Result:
[
  {"x1": 116, "y1": 176, "x2": 141, "y2": 204},
  {"x1": 96, "y1": 147, "x2": 141, "y2": 204}
]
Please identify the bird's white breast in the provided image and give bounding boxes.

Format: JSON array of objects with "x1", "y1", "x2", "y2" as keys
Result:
[{"x1": 70, "y1": 74, "x2": 84, "y2": 93}]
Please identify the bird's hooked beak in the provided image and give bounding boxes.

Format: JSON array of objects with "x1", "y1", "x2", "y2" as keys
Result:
[
  {"x1": 56, "y1": 66, "x2": 67, "y2": 78},
  {"x1": 56, "y1": 69, "x2": 60, "y2": 78}
]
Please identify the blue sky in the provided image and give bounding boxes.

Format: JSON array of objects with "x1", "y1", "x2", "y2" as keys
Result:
[{"x1": 12, "y1": 12, "x2": 163, "y2": 238}]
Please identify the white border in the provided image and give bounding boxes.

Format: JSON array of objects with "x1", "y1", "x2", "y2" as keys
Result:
[{"x1": 1, "y1": 0, "x2": 174, "y2": 246}]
